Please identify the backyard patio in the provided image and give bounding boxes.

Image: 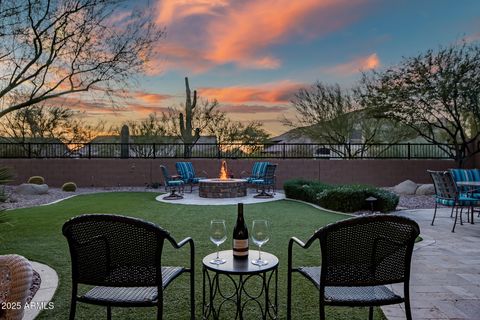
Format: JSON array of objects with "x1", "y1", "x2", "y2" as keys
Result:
[{"x1": 1, "y1": 186, "x2": 480, "y2": 319}]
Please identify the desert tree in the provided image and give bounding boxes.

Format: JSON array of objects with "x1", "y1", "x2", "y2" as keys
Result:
[
  {"x1": 284, "y1": 82, "x2": 411, "y2": 158},
  {"x1": 0, "y1": 103, "x2": 109, "y2": 156},
  {"x1": 357, "y1": 42, "x2": 480, "y2": 167},
  {"x1": 122, "y1": 100, "x2": 270, "y2": 157},
  {"x1": 0, "y1": 0, "x2": 163, "y2": 118}
]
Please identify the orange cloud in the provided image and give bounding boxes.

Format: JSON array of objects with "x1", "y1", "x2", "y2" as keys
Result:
[
  {"x1": 131, "y1": 91, "x2": 172, "y2": 104},
  {"x1": 199, "y1": 81, "x2": 304, "y2": 103},
  {"x1": 156, "y1": 0, "x2": 228, "y2": 25},
  {"x1": 153, "y1": 0, "x2": 373, "y2": 73},
  {"x1": 218, "y1": 104, "x2": 289, "y2": 114},
  {"x1": 327, "y1": 53, "x2": 380, "y2": 75}
]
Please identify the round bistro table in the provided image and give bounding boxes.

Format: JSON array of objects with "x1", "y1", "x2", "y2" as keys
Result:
[{"x1": 202, "y1": 250, "x2": 278, "y2": 320}]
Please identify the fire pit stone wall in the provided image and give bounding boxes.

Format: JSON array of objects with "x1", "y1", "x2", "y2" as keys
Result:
[{"x1": 199, "y1": 179, "x2": 247, "y2": 198}]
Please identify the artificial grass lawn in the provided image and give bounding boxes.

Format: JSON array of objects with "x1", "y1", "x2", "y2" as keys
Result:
[{"x1": 0, "y1": 192, "x2": 387, "y2": 320}]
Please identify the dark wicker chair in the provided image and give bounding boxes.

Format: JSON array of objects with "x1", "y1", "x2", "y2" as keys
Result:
[
  {"x1": 62, "y1": 214, "x2": 195, "y2": 320},
  {"x1": 287, "y1": 215, "x2": 420, "y2": 320},
  {"x1": 428, "y1": 170, "x2": 479, "y2": 232}
]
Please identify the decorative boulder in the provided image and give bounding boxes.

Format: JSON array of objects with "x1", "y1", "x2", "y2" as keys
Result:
[
  {"x1": 15, "y1": 183, "x2": 48, "y2": 195},
  {"x1": 393, "y1": 180, "x2": 418, "y2": 195},
  {"x1": 416, "y1": 184, "x2": 435, "y2": 195}
]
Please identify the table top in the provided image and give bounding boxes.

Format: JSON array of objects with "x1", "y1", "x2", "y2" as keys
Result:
[
  {"x1": 457, "y1": 181, "x2": 480, "y2": 187},
  {"x1": 202, "y1": 250, "x2": 278, "y2": 274}
]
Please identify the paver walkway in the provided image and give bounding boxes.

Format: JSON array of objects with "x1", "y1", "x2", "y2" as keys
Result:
[{"x1": 382, "y1": 208, "x2": 480, "y2": 320}]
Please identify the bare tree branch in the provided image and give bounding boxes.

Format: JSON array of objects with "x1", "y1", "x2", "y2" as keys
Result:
[{"x1": 0, "y1": 0, "x2": 163, "y2": 118}]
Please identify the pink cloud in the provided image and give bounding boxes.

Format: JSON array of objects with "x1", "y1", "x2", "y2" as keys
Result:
[
  {"x1": 463, "y1": 32, "x2": 480, "y2": 43},
  {"x1": 199, "y1": 80, "x2": 304, "y2": 103},
  {"x1": 326, "y1": 53, "x2": 380, "y2": 75},
  {"x1": 153, "y1": 0, "x2": 374, "y2": 73},
  {"x1": 131, "y1": 91, "x2": 172, "y2": 104},
  {"x1": 218, "y1": 104, "x2": 289, "y2": 114}
]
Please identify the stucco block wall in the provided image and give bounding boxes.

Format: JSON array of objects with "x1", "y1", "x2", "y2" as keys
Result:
[{"x1": 0, "y1": 158, "x2": 457, "y2": 188}]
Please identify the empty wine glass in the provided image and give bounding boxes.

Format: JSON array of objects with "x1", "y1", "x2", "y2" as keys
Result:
[
  {"x1": 251, "y1": 220, "x2": 270, "y2": 266},
  {"x1": 210, "y1": 220, "x2": 227, "y2": 265}
]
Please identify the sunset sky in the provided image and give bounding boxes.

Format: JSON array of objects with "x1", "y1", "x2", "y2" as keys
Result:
[{"x1": 68, "y1": 0, "x2": 480, "y2": 136}]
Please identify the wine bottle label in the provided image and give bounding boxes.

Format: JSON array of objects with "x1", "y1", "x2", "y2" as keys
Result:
[{"x1": 233, "y1": 239, "x2": 249, "y2": 256}]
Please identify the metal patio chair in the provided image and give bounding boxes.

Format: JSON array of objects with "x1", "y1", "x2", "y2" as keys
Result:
[
  {"x1": 62, "y1": 214, "x2": 195, "y2": 320},
  {"x1": 175, "y1": 162, "x2": 206, "y2": 192},
  {"x1": 252, "y1": 163, "x2": 277, "y2": 198},
  {"x1": 428, "y1": 170, "x2": 480, "y2": 232},
  {"x1": 160, "y1": 165, "x2": 184, "y2": 199},
  {"x1": 287, "y1": 215, "x2": 420, "y2": 320}
]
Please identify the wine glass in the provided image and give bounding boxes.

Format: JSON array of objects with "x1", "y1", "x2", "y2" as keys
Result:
[
  {"x1": 210, "y1": 220, "x2": 227, "y2": 265},
  {"x1": 251, "y1": 220, "x2": 270, "y2": 266}
]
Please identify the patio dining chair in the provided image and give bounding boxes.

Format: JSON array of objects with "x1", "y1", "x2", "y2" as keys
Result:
[
  {"x1": 175, "y1": 162, "x2": 206, "y2": 192},
  {"x1": 287, "y1": 215, "x2": 420, "y2": 320},
  {"x1": 450, "y1": 168, "x2": 480, "y2": 198},
  {"x1": 252, "y1": 163, "x2": 277, "y2": 198},
  {"x1": 242, "y1": 162, "x2": 270, "y2": 183},
  {"x1": 62, "y1": 214, "x2": 195, "y2": 320},
  {"x1": 160, "y1": 165, "x2": 184, "y2": 197},
  {"x1": 428, "y1": 170, "x2": 480, "y2": 232}
]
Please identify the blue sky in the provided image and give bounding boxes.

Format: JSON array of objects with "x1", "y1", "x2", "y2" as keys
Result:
[{"x1": 75, "y1": 0, "x2": 480, "y2": 135}]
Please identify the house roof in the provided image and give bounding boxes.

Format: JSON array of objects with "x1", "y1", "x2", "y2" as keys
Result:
[{"x1": 88, "y1": 135, "x2": 217, "y2": 144}]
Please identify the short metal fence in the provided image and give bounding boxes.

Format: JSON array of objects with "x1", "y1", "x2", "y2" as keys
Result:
[{"x1": 0, "y1": 142, "x2": 454, "y2": 159}]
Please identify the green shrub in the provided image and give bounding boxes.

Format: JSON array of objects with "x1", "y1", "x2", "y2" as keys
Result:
[
  {"x1": 283, "y1": 179, "x2": 399, "y2": 213},
  {"x1": 62, "y1": 182, "x2": 77, "y2": 192},
  {"x1": 28, "y1": 176, "x2": 45, "y2": 185},
  {"x1": 283, "y1": 179, "x2": 332, "y2": 203}
]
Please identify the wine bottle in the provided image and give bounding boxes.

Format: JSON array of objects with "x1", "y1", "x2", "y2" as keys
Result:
[{"x1": 233, "y1": 203, "x2": 249, "y2": 259}]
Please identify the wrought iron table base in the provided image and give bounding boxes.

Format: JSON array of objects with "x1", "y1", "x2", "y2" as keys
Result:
[{"x1": 202, "y1": 267, "x2": 278, "y2": 320}]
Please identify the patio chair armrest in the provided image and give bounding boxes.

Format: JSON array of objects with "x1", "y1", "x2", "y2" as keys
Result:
[
  {"x1": 174, "y1": 237, "x2": 194, "y2": 249},
  {"x1": 289, "y1": 237, "x2": 307, "y2": 249},
  {"x1": 288, "y1": 236, "x2": 317, "y2": 272},
  {"x1": 170, "y1": 237, "x2": 195, "y2": 272}
]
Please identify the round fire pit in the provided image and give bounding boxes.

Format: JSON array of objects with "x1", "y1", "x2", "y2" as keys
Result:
[{"x1": 199, "y1": 179, "x2": 247, "y2": 198}]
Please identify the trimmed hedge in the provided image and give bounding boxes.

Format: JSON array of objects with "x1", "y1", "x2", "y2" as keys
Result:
[{"x1": 283, "y1": 179, "x2": 398, "y2": 213}]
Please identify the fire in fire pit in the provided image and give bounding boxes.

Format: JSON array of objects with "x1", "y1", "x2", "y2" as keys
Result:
[
  {"x1": 198, "y1": 160, "x2": 247, "y2": 198},
  {"x1": 219, "y1": 160, "x2": 228, "y2": 180}
]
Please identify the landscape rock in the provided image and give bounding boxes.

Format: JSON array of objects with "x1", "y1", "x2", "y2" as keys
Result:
[
  {"x1": 416, "y1": 184, "x2": 435, "y2": 196},
  {"x1": 393, "y1": 180, "x2": 418, "y2": 195},
  {"x1": 15, "y1": 183, "x2": 49, "y2": 195}
]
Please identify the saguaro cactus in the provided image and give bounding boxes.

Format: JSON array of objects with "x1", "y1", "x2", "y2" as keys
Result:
[
  {"x1": 179, "y1": 77, "x2": 201, "y2": 158},
  {"x1": 120, "y1": 124, "x2": 130, "y2": 158}
]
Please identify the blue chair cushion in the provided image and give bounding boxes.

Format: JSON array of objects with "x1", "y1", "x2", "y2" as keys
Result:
[
  {"x1": 176, "y1": 162, "x2": 201, "y2": 184},
  {"x1": 450, "y1": 169, "x2": 480, "y2": 193},
  {"x1": 167, "y1": 180, "x2": 184, "y2": 186},
  {"x1": 251, "y1": 178, "x2": 274, "y2": 185},
  {"x1": 246, "y1": 162, "x2": 269, "y2": 181},
  {"x1": 436, "y1": 194, "x2": 480, "y2": 206}
]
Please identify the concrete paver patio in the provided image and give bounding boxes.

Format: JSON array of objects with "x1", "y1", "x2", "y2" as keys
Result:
[{"x1": 382, "y1": 208, "x2": 480, "y2": 320}]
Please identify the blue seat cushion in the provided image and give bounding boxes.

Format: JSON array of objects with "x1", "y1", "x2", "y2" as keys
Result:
[
  {"x1": 191, "y1": 177, "x2": 205, "y2": 184},
  {"x1": 176, "y1": 162, "x2": 201, "y2": 184},
  {"x1": 167, "y1": 180, "x2": 184, "y2": 186},
  {"x1": 251, "y1": 179, "x2": 273, "y2": 185},
  {"x1": 470, "y1": 193, "x2": 480, "y2": 199},
  {"x1": 436, "y1": 194, "x2": 480, "y2": 206}
]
